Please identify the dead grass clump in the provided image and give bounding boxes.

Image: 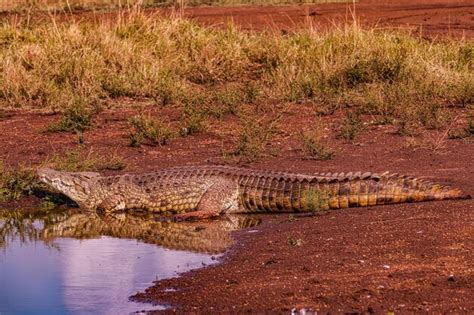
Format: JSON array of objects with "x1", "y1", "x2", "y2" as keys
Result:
[
  {"x1": 1, "y1": 0, "x2": 354, "y2": 13},
  {"x1": 449, "y1": 119, "x2": 474, "y2": 139}
]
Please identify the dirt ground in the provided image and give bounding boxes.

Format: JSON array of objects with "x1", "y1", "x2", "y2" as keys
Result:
[
  {"x1": 182, "y1": 0, "x2": 474, "y2": 38},
  {"x1": 0, "y1": 0, "x2": 473, "y2": 313}
]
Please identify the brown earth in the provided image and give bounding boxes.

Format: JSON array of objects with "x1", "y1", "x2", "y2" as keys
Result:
[
  {"x1": 183, "y1": 0, "x2": 474, "y2": 38},
  {"x1": 0, "y1": 0, "x2": 473, "y2": 313}
]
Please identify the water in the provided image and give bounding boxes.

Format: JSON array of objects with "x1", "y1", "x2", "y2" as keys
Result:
[{"x1": 0, "y1": 209, "x2": 260, "y2": 314}]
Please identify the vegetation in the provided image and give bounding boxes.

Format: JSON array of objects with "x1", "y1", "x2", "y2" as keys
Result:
[
  {"x1": 128, "y1": 114, "x2": 174, "y2": 146},
  {"x1": 287, "y1": 234, "x2": 304, "y2": 246},
  {"x1": 0, "y1": 11, "x2": 471, "y2": 204},
  {"x1": 302, "y1": 187, "x2": 324, "y2": 212},
  {"x1": 300, "y1": 117, "x2": 334, "y2": 160},
  {"x1": 234, "y1": 110, "x2": 282, "y2": 162},
  {"x1": 449, "y1": 119, "x2": 474, "y2": 139},
  {"x1": 0, "y1": 12, "x2": 474, "y2": 119},
  {"x1": 338, "y1": 111, "x2": 364, "y2": 141},
  {"x1": 46, "y1": 105, "x2": 97, "y2": 133},
  {"x1": 0, "y1": 162, "x2": 39, "y2": 202},
  {"x1": 0, "y1": 13, "x2": 470, "y2": 130}
]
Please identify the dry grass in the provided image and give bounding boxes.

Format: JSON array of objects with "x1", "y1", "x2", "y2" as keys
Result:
[
  {"x1": 233, "y1": 109, "x2": 282, "y2": 161},
  {"x1": 0, "y1": 12, "x2": 471, "y2": 121}
]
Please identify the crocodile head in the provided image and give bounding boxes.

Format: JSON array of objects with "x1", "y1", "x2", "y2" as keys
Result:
[{"x1": 38, "y1": 168, "x2": 101, "y2": 209}]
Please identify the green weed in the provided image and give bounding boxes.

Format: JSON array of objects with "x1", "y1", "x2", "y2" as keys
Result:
[
  {"x1": 128, "y1": 114, "x2": 174, "y2": 146},
  {"x1": 46, "y1": 105, "x2": 96, "y2": 133},
  {"x1": 338, "y1": 111, "x2": 364, "y2": 141},
  {"x1": 302, "y1": 188, "x2": 324, "y2": 212},
  {"x1": 179, "y1": 95, "x2": 208, "y2": 136},
  {"x1": 234, "y1": 110, "x2": 282, "y2": 162},
  {"x1": 0, "y1": 162, "x2": 40, "y2": 202}
]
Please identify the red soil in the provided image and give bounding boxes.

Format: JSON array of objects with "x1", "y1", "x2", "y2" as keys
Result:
[{"x1": 183, "y1": 0, "x2": 474, "y2": 38}]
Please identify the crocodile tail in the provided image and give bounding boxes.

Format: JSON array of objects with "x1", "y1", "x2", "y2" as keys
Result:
[{"x1": 319, "y1": 172, "x2": 471, "y2": 210}]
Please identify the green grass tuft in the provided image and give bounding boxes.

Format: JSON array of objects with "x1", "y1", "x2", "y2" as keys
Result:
[
  {"x1": 129, "y1": 114, "x2": 174, "y2": 146},
  {"x1": 0, "y1": 162, "x2": 40, "y2": 202}
]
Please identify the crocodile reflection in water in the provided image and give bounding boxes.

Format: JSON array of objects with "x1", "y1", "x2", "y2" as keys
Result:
[{"x1": 0, "y1": 210, "x2": 261, "y2": 254}]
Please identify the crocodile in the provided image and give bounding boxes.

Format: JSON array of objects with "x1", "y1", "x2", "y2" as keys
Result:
[{"x1": 38, "y1": 165, "x2": 471, "y2": 220}]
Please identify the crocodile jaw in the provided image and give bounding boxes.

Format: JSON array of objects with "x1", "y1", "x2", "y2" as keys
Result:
[{"x1": 38, "y1": 168, "x2": 101, "y2": 209}]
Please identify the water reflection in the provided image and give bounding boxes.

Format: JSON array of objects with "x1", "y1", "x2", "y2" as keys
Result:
[
  {"x1": 1, "y1": 209, "x2": 261, "y2": 253},
  {"x1": 0, "y1": 209, "x2": 261, "y2": 314}
]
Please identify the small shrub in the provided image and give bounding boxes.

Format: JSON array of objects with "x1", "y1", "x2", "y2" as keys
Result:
[
  {"x1": 0, "y1": 162, "x2": 40, "y2": 202},
  {"x1": 180, "y1": 96, "x2": 208, "y2": 136},
  {"x1": 465, "y1": 120, "x2": 474, "y2": 135},
  {"x1": 418, "y1": 103, "x2": 452, "y2": 130},
  {"x1": 300, "y1": 119, "x2": 334, "y2": 160},
  {"x1": 449, "y1": 119, "x2": 474, "y2": 139},
  {"x1": 128, "y1": 115, "x2": 173, "y2": 146},
  {"x1": 47, "y1": 105, "x2": 95, "y2": 133},
  {"x1": 234, "y1": 111, "x2": 282, "y2": 162},
  {"x1": 394, "y1": 105, "x2": 420, "y2": 136},
  {"x1": 396, "y1": 119, "x2": 419, "y2": 137},
  {"x1": 338, "y1": 111, "x2": 364, "y2": 141},
  {"x1": 242, "y1": 81, "x2": 261, "y2": 104}
]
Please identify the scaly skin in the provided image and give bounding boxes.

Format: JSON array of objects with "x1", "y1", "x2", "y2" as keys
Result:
[{"x1": 38, "y1": 166, "x2": 471, "y2": 218}]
